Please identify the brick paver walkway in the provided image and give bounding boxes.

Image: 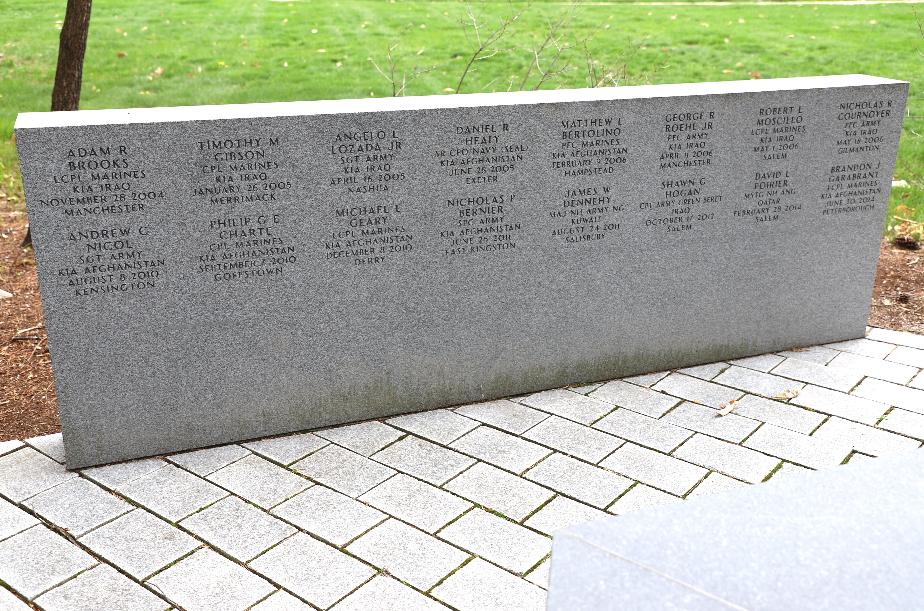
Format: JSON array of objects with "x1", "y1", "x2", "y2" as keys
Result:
[{"x1": 2, "y1": 326, "x2": 923, "y2": 610}]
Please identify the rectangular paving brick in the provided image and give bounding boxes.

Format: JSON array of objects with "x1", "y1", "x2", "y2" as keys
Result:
[
  {"x1": 600, "y1": 443, "x2": 707, "y2": 497},
  {"x1": 450, "y1": 426, "x2": 551, "y2": 474},
  {"x1": 79, "y1": 457, "x2": 167, "y2": 489},
  {"x1": 249, "y1": 532, "x2": 375, "y2": 609},
  {"x1": 24, "y1": 477, "x2": 132, "y2": 537},
  {"x1": 207, "y1": 454, "x2": 310, "y2": 509},
  {"x1": 455, "y1": 400, "x2": 549, "y2": 434},
  {"x1": 675, "y1": 362, "x2": 729, "y2": 381},
  {"x1": 713, "y1": 366, "x2": 804, "y2": 399},
  {"x1": 743, "y1": 424, "x2": 852, "y2": 469},
  {"x1": 35, "y1": 564, "x2": 166, "y2": 611},
  {"x1": 729, "y1": 394, "x2": 825, "y2": 435},
  {"x1": 593, "y1": 408, "x2": 692, "y2": 453},
  {"x1": 811, "y1": 417, "x2": 921, "y2": 456},
  {"x1": 569, "y1": 382, "x2": 605, "y2": 394},
  {"x1": 0, "y1": 447, "x2": 76, "y2": 502},
  {"x1": 168, "y1": 444, "x2": 250, "y2": 476},
  {"x1": 292, "y1": 444, "x2": 395, "y2": 498},
  {"x1": 673, "y1": 434, "x2": 780, "y2": 483},
  {"x1": 119, "y1": 463, "x2": 227, "y2": 522},
  {"x1": 823, "y1": 338, "x2": 895, "y2": 359},
  {"x1": 349, "y1": 519, "x2": 469, "y2": 590},
  {"x1": 522, "y1": 415, "x2": 624, "y2": 463},
  {"x1": 523, "y1": 496, "x2": 608, "y2": 536},
  {"x1": 660, "y1": 401, "x2": 760, "y2": 443},
  {"x1": 653, "y1": 373, "x2": 743, "y2": 408},
  {"x1": 687, "y1": 472, "x2": 749, "y2": 498},
  {"x1": 0, "y1": 526, "x2": 96, "y2": 600},
  {"x1": 589, "y1": 380, "x2": 679, "y2": 418},
  {"x1": 243, "y1": 432, "x2": 329, "y2": 466},
  {"x1": 608, "y1": 484, "x2": 682, "y2": 515},
  {"x1": 519, "y1": 389, "x2": 612, "y2": 425},
  {"x1": 524, "y1": 453, "x2": 632, "y2": 509},
  {"x1": 334, "y1": 575, "x2": 447, "y2": 611},
  {"x1": 148, "y1": 548, "x2": 274, "y2": 611},
  {"x1": 767, "y1": 461, "x2": 813, "y2": 480},
  {"x1": 444, "y1": 462, "x2": 554, "y2": 521},
  {"x1": 387, "y1": 409, "x2": 479, "y2": 445},
  {"x1": 770, "y1": 358, "x2": 864, "y2": 393},
  {"x1": 878, "y1": 409, "x2": 924, "y2": 440},
  {"x1": 0, "y1": 439, "x2": 24, "y2": 457},
  {"x1": 315, "y1": 421, "x2": 404, "y2": 456},
  {"x1": 373, "y1": 435, "x2": 476, "y2": 485},
  {"x1": 272, "y1": 485, "x2": 386, "y2": 547},
  {"x1": 620, "y1": 371, "x2": 669, "y2": 388},
  {"x1": 886, "y1": 345, "x2": 924, "y2": 368},
  {"x1": 911, "y1": 370, "x2": 924, "y2": 390},
  {"x1": 439, "y1": 508, "x2": 550, "y2": 574},
  {"x1": 432, "y1": 558, "x2": 545, "y2": 611},
  {"x1": 525, "y1": 559, "x2": 551, "y2": 590},
  {"x1": 727, "y1": 354, "x2": 785, "y2": 373},
  {"x1": 776, "y1": 346, "x2": 839, "y2": 365},
  {"x1": 359, "y1": 473, "x2": 471, "y2": 533},
  {"x1": 181, "y1": 495, "x2": 296, "y2": 562},
  {"x1": 26, "y1": 433, "x2": 66, "y2": 464},
  {"x1": 852, "y1": 378, "x2": 924, "y2": 414},
  {"x1": 79, "y1": 509, "x2": 199, "y2": 580},
  {"x1": 867, "y1": 327, "x2": 924, "y2": 350},
  {"x1": 251, "y1": 590, "x2": 313, "y2": 611},
  {"x1": 827, "y1": 351, "x2": 917, "y2": 384},
  {"x1": 0, "y1": 498, "x2": 40, "y2": 542},
  {"x1": 791, "y1": 385, "x2": 887, "y2": 425}
]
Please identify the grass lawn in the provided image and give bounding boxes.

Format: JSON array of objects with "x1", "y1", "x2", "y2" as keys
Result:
[{"x1": 0, "y1": 0, "x2": 921, "y2": 232}]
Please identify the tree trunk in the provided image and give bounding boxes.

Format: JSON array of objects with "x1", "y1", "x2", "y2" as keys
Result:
[
  {"x1": 24, "y1": 0, "x2": 92, "y2": 247},
  {"x1": 51, "y1": 0, "x2": 93, "y2": 112}
]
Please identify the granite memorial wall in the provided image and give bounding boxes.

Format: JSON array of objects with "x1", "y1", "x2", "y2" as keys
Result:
[{"x1": 15, "y1": 75, "x2": 908, "y2": 467}]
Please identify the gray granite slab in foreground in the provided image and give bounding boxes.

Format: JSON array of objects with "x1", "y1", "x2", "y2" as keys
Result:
[
  {"x1": 548, "y1": 451, "x2": 924, "y2": 610},
  {"x1": 15, "y1": 75, "x2": 908, "y2": 467}
]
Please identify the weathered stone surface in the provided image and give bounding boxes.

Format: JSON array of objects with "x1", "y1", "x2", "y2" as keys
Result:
[
  {"x1": 523, "y1": 496, "x2": 608, "y2": 536},
  {"x1": 248, "y1": 532, "x2": 375, "y2": 609},
  {"x1": 0, "y1": 526, "x2": 96, "y2": 600},
  {"x1": 147, "y1": 548, "x2": 274, "y2": 611},
  {"x1": 359, "y1": 473, "x2": 472, "y2": 533},
  {"x1": 600, "y1": 443, "x2": 707, "y2": 497},
  {"x1": 0, "y1": 448, "x2": 76, "y2": 502},
  {"x1": 525, "y1": 453, "x2": 632, "y2": 509},
  {"x1": 0, "y1": 498, "x2": 40, "y2": 542},
  {"x1": 439, "y1": 509, "x2": 550, "y2": 573},
  {"x1": 16, "y1": 76, "x2": 907, "y2": 467},
  {"x1": 168, "y1": 444, "x2": 250, "y2": 476},
  {"x1": 444, "y1": 461, "x2": 554, "y2": 521},
  {"x1": 291, "y1": 444, "x2": 395, "y2": 498},
  {"x1": 334, "y1": 576, "x2": 447, "y2": 611},
  {"x1": 432, "y1": 558, "x2": 545, "y2": 611},
  {"x1": 272, "y1": 484, "x2": 386, "y2": 546},
  {"x1": 35, "y1": 565, "x2": 166, "y2": 611},
  {"x1": 79, "y1": 509, "x2": 199, "y2": 580},
  {"x1": 24, "y1": 477, "x2": 132, "y2": 537},
  {"x1": 207, "y1": 454, "x2": 309, "y2": 509},
  {"x1": 548, "y1": 453, "x2": 924, "y2": 610},
  {"x1": 180, "y1": 495, "x2": 296, "y2": 562},
  {"x1": 348, "y1": 519, "x2": 469, "y2": 590}
]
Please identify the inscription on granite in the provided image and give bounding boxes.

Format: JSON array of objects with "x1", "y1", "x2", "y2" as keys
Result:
[{"x1": 15, "y1": 75, "x2": 908, "y2": 467}]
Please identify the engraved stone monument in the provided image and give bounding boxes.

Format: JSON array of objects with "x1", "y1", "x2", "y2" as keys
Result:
[{"x1": 15, "y1": 75, "x2": 908, "y2": 467}]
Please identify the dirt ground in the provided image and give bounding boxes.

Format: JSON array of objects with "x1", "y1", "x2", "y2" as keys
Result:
[{"x1": 2, "y1": 207, "x2": 923, "y2": 441}]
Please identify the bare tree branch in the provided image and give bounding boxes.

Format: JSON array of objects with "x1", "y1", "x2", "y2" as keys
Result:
[{"x1": 455, "y1": 2, "x2": 524, "y2": 94}]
